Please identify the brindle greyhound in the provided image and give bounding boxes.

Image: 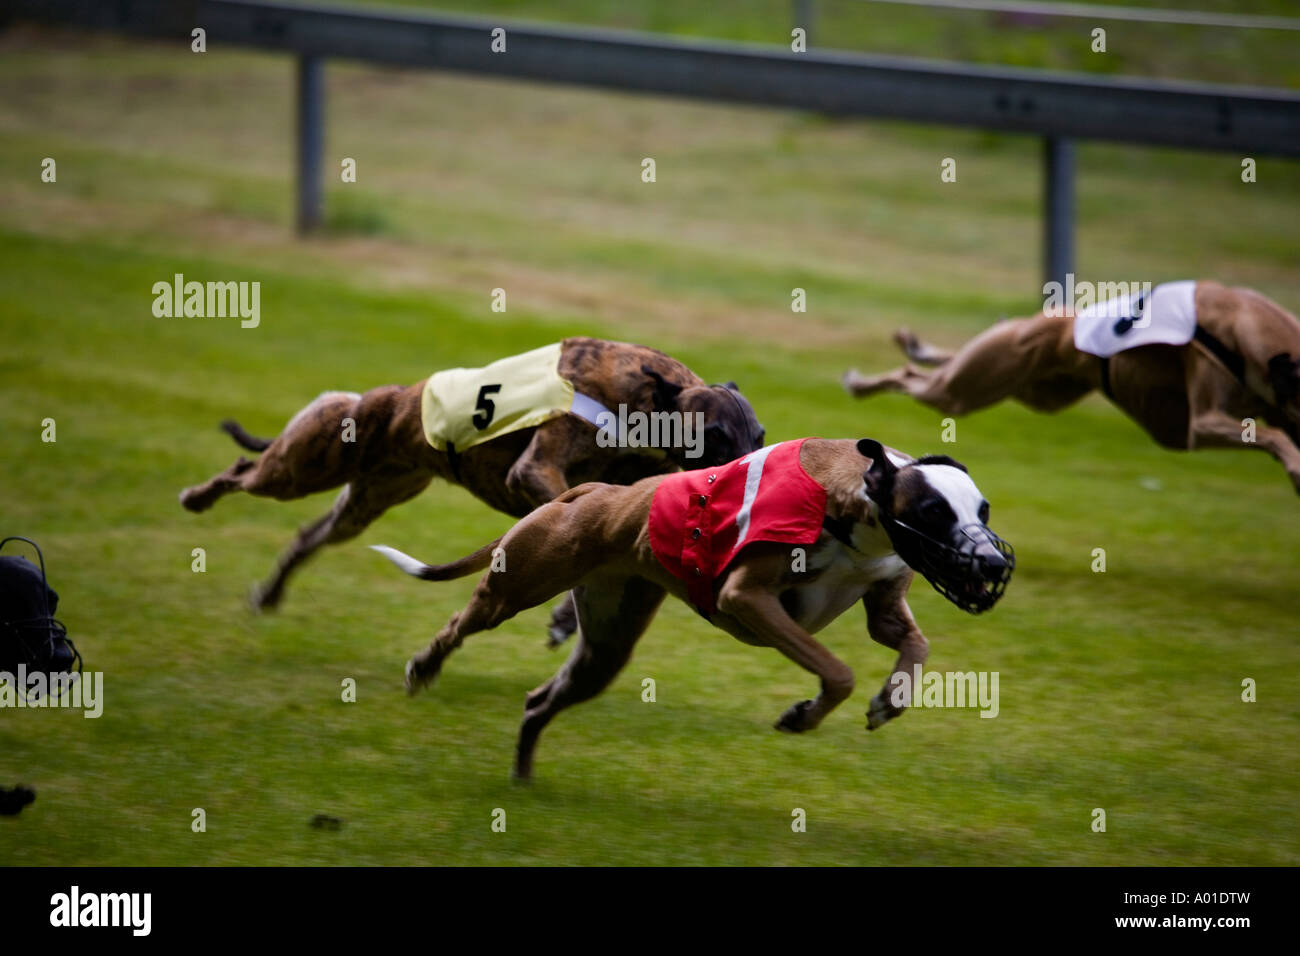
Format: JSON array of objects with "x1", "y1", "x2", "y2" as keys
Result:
[
  {"x1": 373, "y1": 438, "x2": 1013, "y2": 780},
  {"x1": 179, "y1": 337, "x2": 765, "y2": 643},
  {"x1": 843, "y1": 281, "x2": 1300, "y2": 493}
]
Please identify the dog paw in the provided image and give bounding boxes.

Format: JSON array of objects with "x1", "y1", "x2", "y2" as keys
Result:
[
  {"x1": 248, "y1": 582, "x2": 281, "y2": 614},
  {"x1": 404, "y1": 655, "x2": 440, "y2": 696},
  {"x1": 178, "y1": 487, "x2": 210, "y2": 513},
  {"x1": 545, "y1": 624, "x2": 572, "y2": 649},
  {"x1": 866, "y1": 692, "x2": 903, "y2": 731},
  {"x1": 775, "y1": 699, "x2": 814, "y2": 733}
]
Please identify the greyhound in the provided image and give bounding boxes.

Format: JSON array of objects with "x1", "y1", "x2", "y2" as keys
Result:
[
  {"x1": 179, "y1": 337, "x2": 765, "y2": 643},
  {"x1": 843, "y1": 281, "x2": 1300, "y2": 493},
  {"x1": 373, "y1": 438, "x2": 1014, "y2": 779}
]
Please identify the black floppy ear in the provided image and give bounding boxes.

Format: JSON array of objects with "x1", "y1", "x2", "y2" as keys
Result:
[
  {"x1": 857, "y1": 438, "x2": 898, "y2": 498},
  {"x1": 913, "y1": 454, "x2": 968, "y2": 473},
  {"x1": 643, "y1": 365, "x2": 684, "y2": 411}
]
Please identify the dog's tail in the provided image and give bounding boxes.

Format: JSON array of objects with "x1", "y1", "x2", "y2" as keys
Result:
[
  {"x1": 220, "y1": 419, "x2": 273, "y2": 452},
  {"x1": 371, "y1": 540, "x2": 501, "y2": 582}
]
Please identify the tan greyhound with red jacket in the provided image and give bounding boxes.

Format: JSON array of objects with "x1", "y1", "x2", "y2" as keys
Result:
[
  {"x1": 374, "y1": 438, "x2": 1014, "y2": 780},
  {"x1": 843, "y1": 280, "x2": 1300, "y2": 493}
]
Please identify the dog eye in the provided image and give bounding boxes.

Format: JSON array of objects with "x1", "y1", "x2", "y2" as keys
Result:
[{"x1": 978, "y1": 501, "x2": 990, "y2": 523}]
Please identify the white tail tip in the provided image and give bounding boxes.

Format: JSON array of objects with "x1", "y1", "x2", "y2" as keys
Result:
[{"x1": 370, "y1": 544, "x2": 428, "y2": 577}]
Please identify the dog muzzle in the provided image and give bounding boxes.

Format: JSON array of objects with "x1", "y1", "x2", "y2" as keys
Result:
[
  {"x1": 1, "y1": 536, "x2": 82, "y2": 693},
  {"x1": 3, "y1": 615, "x2": 81, "y2": 678},
  {"x1": 882, "y1": 519, "x2": 1015, "y2": 614}
]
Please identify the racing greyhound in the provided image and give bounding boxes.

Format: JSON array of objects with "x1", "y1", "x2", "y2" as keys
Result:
[
  {"x1": 179, "y1": 337, "x2": 765, "y2": 643},
  {"x1": 374, "y1": 438, "x2": 1014, "y2": 780},
  {"x1": 843, "y1": 281, "x2": 1300, "y2": 493}
]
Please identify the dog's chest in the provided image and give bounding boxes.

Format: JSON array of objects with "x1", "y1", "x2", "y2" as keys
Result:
[{"x1": 785, "y1": 533, "x2": 906, "y2": 634}]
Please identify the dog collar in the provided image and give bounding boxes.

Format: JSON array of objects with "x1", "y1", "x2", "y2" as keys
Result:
[{"x1": 569, "y1": 391, "x2": 618, "y2": 438}]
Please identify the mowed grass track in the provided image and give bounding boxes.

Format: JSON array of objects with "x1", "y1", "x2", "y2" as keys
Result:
[{"x1": 1, "y1": 32, "x2": 1298, "y2": 865}]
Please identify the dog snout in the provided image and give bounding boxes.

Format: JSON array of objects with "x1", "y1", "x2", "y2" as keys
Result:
[
  {"x1": 49, "y1": 638, "x2": 77, "y2": 672},
  {"x1": 961, "y1": 527, "x2": 1013, "y2": 579},
  {"x1": 978, "y1": 548, "x2": 1010, "y2": 578}
]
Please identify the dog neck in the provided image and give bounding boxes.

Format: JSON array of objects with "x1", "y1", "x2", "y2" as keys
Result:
[{"x1": 822, "y1": 491, "x2": 897, "y2": 563}]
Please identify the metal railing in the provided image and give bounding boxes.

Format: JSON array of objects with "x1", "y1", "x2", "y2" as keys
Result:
[{"x1": 8, "y1": 0, "x2": 1299, "y2": 286}]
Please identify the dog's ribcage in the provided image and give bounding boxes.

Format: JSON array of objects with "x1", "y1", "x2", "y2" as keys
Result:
[{"x1": 786, "y1": 529, "x2": 907, "y2": 634}]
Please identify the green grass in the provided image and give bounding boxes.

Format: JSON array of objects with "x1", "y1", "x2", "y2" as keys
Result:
[{"x1": 0, "y1": 27, "x2": 1297, "y2": 865}]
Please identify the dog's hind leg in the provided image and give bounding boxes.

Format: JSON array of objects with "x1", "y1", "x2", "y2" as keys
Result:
[
  {"x1": 843, "y1": 362, "x2": 989, "y2": 416},
  {"x1": 178, "y1": 457, "x2": 256, "y2": 512},
  {"x1": 1181, "y1": 349, "x2": 1300, "y2": 494},
  {"x1": 846, "y1": 319, "x2": 1050, "y2": 417},
  {"x1": 894, "y1": 329, "x2": 955, "y2": 366},
  {"x1": 514, "y1": 575, "x2": 665, "y2": 780},
  {"x1": 403, "y1": 484, "x2": 639, "y2": 697},
  {"x1": 404, "y1": 564, "x2": 542, "y2": 694},
  {"x1": 248, "y1": 487, "x2": 350, "y2": 611},
  {"x1": 252, "y1": 468, "x2": 435, "y2": 611},
  {"x1": 180, "y1": 391, "x2": 365, "y2": 513},
  {"x1": 502, "y1": 425, "x2": 588, "y2": 649},
  {"x1": 841, "y1": 364, "x2": 929, "y2": 400},
  {"x1": 1187, "y1": 407, "x2": 1300, "y2": 495}
]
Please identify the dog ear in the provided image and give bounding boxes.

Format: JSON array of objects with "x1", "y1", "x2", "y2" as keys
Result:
[
  {"x1": 913, "y1": 453, "x2": 968, "y2": 473},
  {"x1": 643, "y1": 365, "x2": 685, "y2": 411},
  {"x1": 857, "y1": 438, "x2": 898, "y2": 499},
  {"x1": 723, "y1": 380, "x2": 739, "y2": 391},
  {"x1": 701, "y1": 421, "x2": 731, "y2": 461}
]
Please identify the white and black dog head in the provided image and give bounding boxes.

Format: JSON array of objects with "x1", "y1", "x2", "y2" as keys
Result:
[{"x1": 857, "y1": 439, "x2": 1014, "y2": 614}]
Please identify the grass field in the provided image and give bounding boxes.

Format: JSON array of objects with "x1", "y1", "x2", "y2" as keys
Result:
[{"x1": 1, "y1": 14, "x2": 1298, "y2": 865}]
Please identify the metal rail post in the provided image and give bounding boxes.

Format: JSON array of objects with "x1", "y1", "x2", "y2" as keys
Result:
[
  {"x1": 1043, "y1": 135, "x2": 1075, "y2": 290},
  {"x1": 296, "y1": 54, "x2": 325, "y2": 234}
]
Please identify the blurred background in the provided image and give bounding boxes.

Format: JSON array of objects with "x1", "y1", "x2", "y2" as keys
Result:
[{"x1": 1, "y1": 0, "x2": 1297, "y2": 865}]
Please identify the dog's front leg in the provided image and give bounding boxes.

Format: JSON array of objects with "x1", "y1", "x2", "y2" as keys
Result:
[
  {"x1": 504, "y1": 424, "x2": 577, "y2": 508},
  {"x1": 862, "y1": 573, "x2": 929, "y2": 731},
  {"x1": 715, "y1": 561, "x2": 855, "y2": 734}
]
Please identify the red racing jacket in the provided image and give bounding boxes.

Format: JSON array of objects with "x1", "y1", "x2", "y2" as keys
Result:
[{"x1": 648, "y1": 439, "x2": 828, "y2": 617}]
